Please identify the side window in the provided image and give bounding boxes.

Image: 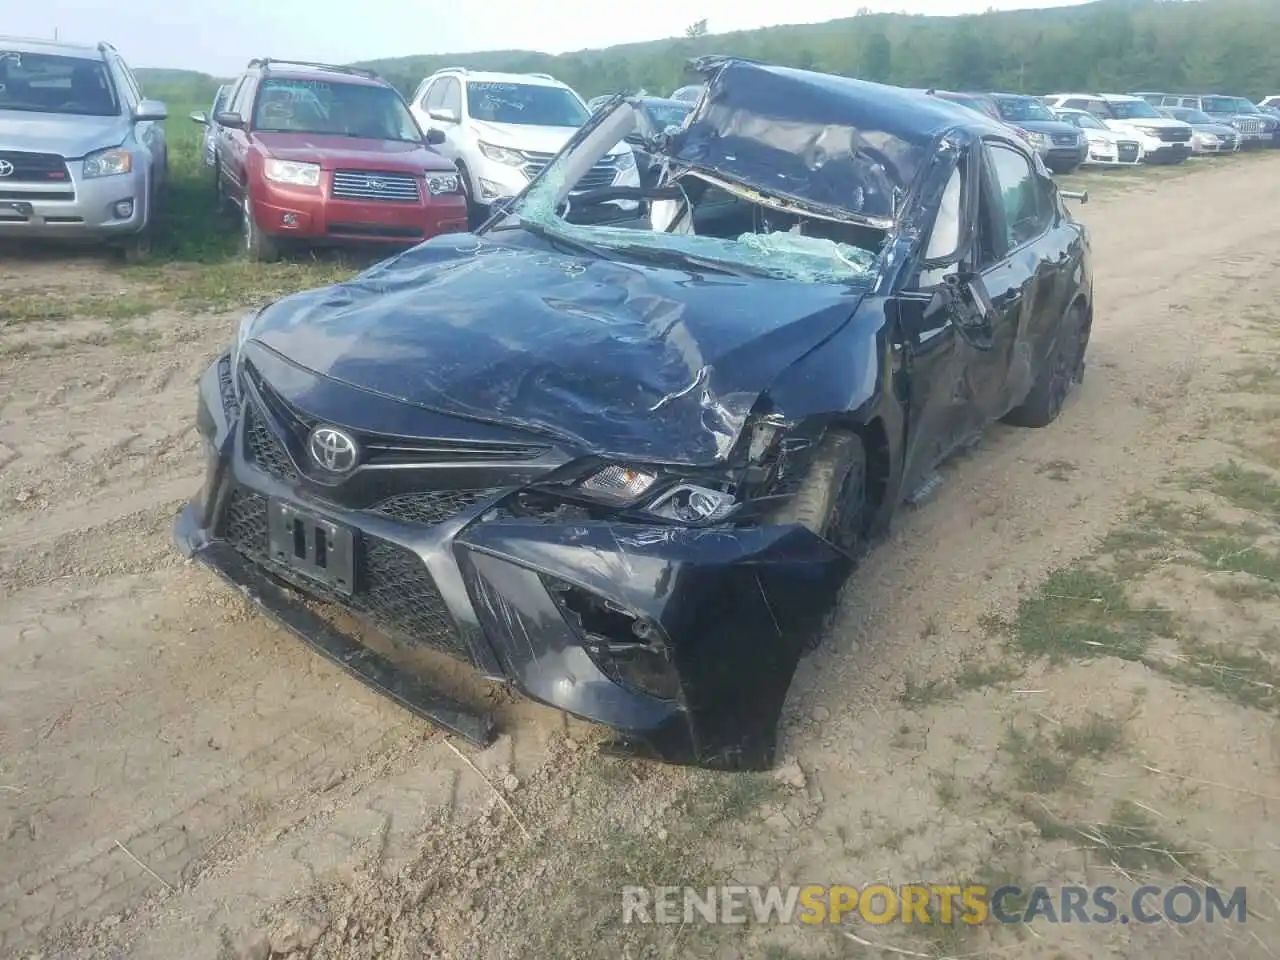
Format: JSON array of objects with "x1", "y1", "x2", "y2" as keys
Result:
[
  {"x1": 421, "y1": 80, "x2": 441, "y2": 110},
  {"x1": 213, "y1": 86, "x2": 230, "y2": 114},
  {"x1": 1063, "y1": 98, "x2": 1089, "y2": 111},
  {"x1": 441, "y1": 78, "x2": 462, "y2": 115},
  {"x1": 230, "y1": 76, "x2": 256, "y2": 119},
  {"x1": 113, "y1": 57, "x2": 141, "y2": 108},
  {"x1": 919, "y1": 165, "x2": 963, "y2": 287},
  {"x1": 986, "y1": 143, "x2": 1052, "y2": 252}
]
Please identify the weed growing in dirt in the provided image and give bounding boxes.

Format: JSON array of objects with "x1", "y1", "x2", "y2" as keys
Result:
[{"x1": 1036, "y1": 458, "x2": 1079, "y2": 482}]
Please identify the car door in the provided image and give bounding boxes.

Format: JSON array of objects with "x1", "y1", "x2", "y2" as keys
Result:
[
  {"x1": 221, "y1": 75, "x2": 256, "y2": 206},
  {"x1": 206, "y1": 85, "x2": 229, "y2": 166},
  {"x1": 115, "y1": 56, "x2": 166, "y2": 186},
  {"x1": 979, "y1": 139, "x2": 1067, "y2": 418},
  {"x1": 894, "y1": 146, "x2": 1012, "y2": 495}
]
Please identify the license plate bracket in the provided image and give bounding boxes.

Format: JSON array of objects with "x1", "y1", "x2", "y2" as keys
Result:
[{"x1": 266, "y1": 500, "x2": 356, "y2": 596}]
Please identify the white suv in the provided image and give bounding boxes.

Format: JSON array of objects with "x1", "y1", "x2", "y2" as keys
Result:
[
  {"x1": 409, "y1": 68, "x2": 638, "y2": 223},
  {"x1": 1042, "y1": 93, "x2": 1194, "y2": 163}
]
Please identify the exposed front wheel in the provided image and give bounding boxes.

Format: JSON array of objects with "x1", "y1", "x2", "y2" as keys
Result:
[
  {"x1": 1002, "y1": 304, "x2": 1089, "y2": 428},
  {"x1": 243, "y1": 198, "x2": 280, "y2": 263},
  {"x1": 766, "y1": 429, "x2": 868, "y2": 556}
]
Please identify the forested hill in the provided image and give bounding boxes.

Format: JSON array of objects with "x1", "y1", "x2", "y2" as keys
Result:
[
  {"x1": 354, "y1": 0, "x2": 1280, "y2": 100},
  {"x1": 138, "y1": 0, "x2": 1280, "y2": 107}
]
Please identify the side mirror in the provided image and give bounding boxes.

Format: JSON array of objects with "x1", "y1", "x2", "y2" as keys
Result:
[
  {"x1": 428, "y1": 107, "x2": 458, "y2": 124},
  {"x1": 1059, "y1": 189, "x2": 1089, "y2": 204},
  {"x1": 133, "y1": 99, "x2": 168, "y2": 122},
  {"x1": 215, "y1": 111, "x2": 245, "y2": 129},
  {"x1": 934, "y1": 270, "x2": 996, "y2": 351},
  {"x1": 424, "y1": 128, "x2": 446, "y2": 146},
  {"x1": 189, "y1": 110, "x2": 209, "y2": 125}
]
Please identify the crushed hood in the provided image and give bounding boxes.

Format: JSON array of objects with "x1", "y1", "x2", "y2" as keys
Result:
[
  {"x1": 245, "y1": 234, "x2": 866, "y2": 465},
  {"x1": 663, "y1": 56, "x2": 978, "y2": 228}
]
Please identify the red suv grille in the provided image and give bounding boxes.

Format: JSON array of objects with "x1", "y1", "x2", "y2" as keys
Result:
[{"x1": 331, "y1": 170, "x2": 420, "y2": 203}]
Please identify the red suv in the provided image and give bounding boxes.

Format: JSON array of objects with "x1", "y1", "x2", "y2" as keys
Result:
[{"x1": 205, "y1": 59, "x2": 467, "y2": 260}]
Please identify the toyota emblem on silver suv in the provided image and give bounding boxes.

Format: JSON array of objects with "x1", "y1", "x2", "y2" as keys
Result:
[
  {"x1": 308, "y1": 425, "x2": 359, "y2": 473},
  {"x1": 0, "y1": 160, "x2": 14, "y2": 178}
]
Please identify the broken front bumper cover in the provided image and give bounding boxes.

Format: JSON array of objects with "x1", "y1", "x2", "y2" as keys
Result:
[{"x1": 173, "y1": 457, "x2": 852, "y2": 771}]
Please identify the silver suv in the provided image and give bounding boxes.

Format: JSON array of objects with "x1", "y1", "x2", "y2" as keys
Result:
[{"x1": 0, "y1": 37, "x2": 168, "y2": 260}]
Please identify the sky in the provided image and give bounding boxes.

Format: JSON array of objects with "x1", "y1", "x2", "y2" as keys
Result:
[{"x1": 4, "y1": 0, "x2": 1092, "y2": 76}]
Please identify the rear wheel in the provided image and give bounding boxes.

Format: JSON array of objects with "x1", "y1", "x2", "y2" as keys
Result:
[
  {"x1": 767, "y1": 429, "x2": 868, "y2": 556},
  {"x1": 1002, "y1": 303, "x2": 1089, "y2": 428},
  {"x1": 243, "y1": 198, "x2": 280, "y2": 263}
]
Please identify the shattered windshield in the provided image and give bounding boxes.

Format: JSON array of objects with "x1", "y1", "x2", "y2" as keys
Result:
[{"x1": 498, "y1": 103, "x2": 882, "y2": 285}]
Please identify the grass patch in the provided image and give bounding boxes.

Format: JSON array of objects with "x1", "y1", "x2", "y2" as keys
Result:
[
  {"x1": 1022, "y1": 798, "x2": 1209, "y2": 879},
  {"x1": 898, "y1": 656, "x2": 1022, "y2": 708},
  {"x1": 1225, "y1": 364, "x2": 1280, "y2": 393},
  {"x1": 1151, "y1": 639, "x2": 1280, "y2": 713},
  {"x1": 994, "y1": 566, "x2": 1176, "y2": 663},
  {"x1": 1054, "y1": 711, "x2": 1124, "y2": 759},
  {"x1": 1035, "y1": 458, "x2": 1078, "y2": 482},
  {"x1": 1196, "y1": 461, "x2": 1280, "y2": 518}
]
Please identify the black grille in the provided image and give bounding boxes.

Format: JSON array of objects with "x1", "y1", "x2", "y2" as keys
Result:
[
  {"x1": 1051, "y1": 133, "x2": 1078, "y2": 146},
  {"x1": 218, "y1": 356, "x2": 241, "y2": 422},
  {"x1": 332, "y1": 170, "x2": 420, "y2": 203},
  {"x1": 244, "y1": 403, "x2": 298, "y2": 482},
  {"x1": 0, "y1": 189, "x2": 72, "y2": 201},
  {"x1": 1158, "y1": 128, "x2": 1192, "y2": 143},
  {"x1": 1117, "y1": 142, "x2": 1140, "y2": 162},
  {"x1": 371, "y1": 489, "x2": 499, "y2": 526},
  {"x1": 0, "y1": 151, "x2": 71, "y2": 184},
  {"x1": 221, "y1": 488, "x2": 470, "y2": 662}
]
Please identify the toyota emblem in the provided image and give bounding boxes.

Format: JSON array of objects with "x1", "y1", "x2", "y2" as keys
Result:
[
  {"x1": 308, "y1": 425, "x2": 359, "y2": 474},
  {"x1": 0, "y1": 160, "x2": 14, "y2": 178}
]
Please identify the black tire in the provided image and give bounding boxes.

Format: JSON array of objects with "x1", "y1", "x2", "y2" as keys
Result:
[
  {"x1": 1002, "y1": 304, "x2": 1089, "y2": 428},
  {"x1": 1050, "y1": 160, "x2": 1080, "y2": 176},
  {"x1": 213, "y1": 163, "x2": 232, "y2": 217},
  {"x1": 243, "y1": 198, "x2": 280, "y2": 263},
  {"x1": 767, "y1": 429, "x2": 868, "y2": 555},
  {"x1": 120, "y1": 230, "x2": 151, "y2": 264}
]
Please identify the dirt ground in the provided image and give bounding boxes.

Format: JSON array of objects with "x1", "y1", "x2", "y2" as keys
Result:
[{"x1": 3, "y1": 154, "x2": 1280, "y2": 960}]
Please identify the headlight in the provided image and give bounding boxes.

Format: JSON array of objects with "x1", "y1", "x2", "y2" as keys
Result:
[
  {"x1": 262, "y1": 158, "x2": 320, "y2": 186},
  {"x1": 83, "y1": 147, "x2": 132, "y2": 178},
  {"x1": 612, "y1": 150, "x2": 636, "y2": 171},
  {"x1": 578, "y1": 465, "x2": 739, "y2": 523},
  {"x1": 1027, "y1": 132, "x2": 1048, "y2": 146},
  {"x1": 477, "y1": 141, "x2": 524, "y2": 165},
  {"x1": 426, "y1": 173, "x2": 460, "y2": 195}
]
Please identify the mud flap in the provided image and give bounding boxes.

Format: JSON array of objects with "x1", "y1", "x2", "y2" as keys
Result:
[{"x1": 193, "y1": 542, "x2": 497, "y2": 748}]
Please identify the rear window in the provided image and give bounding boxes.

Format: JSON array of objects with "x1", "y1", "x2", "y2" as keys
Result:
[{"x1": 0, "y1": 50, "x2": 119, "y2": 117}]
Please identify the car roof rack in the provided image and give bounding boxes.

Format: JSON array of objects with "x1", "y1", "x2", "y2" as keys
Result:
[
  {"x1": 430, "y1": 66, "x2": 469, "y2": 76},
  {"x1": 248, "y1": 58, "x2": 380, "y2": 80}
]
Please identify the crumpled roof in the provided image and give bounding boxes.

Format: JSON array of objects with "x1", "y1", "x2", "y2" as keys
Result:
[{"x1": 664, "y1": 56, "x2": 995, "y2": 227}]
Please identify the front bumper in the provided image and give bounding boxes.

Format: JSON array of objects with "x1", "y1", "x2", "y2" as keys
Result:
[
  {"x1": 0, "y1": 163, "x2": 150, "y2": 240},
  {"x1": 174, "y1": 354, "x2": 852, "y2": 770},
  {"x1": 253, "y1": 181, "x2": 469, "y2": 245}
]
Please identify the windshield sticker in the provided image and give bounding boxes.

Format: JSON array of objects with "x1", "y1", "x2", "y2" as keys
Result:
[
  {"x1": 266, "y1": 79, "x2": 332, "y2": 93},
  {"x1": 479, "y1": 95, "x2": 526, "y2": 113},
  {"x1": 469, "y1": 82, "x2": 521, "y2": 93}
]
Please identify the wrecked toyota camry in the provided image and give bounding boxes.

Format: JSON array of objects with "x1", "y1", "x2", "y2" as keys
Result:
[{"x1": 174, "y1": 56, "x2": 1093, "y2": 771}]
